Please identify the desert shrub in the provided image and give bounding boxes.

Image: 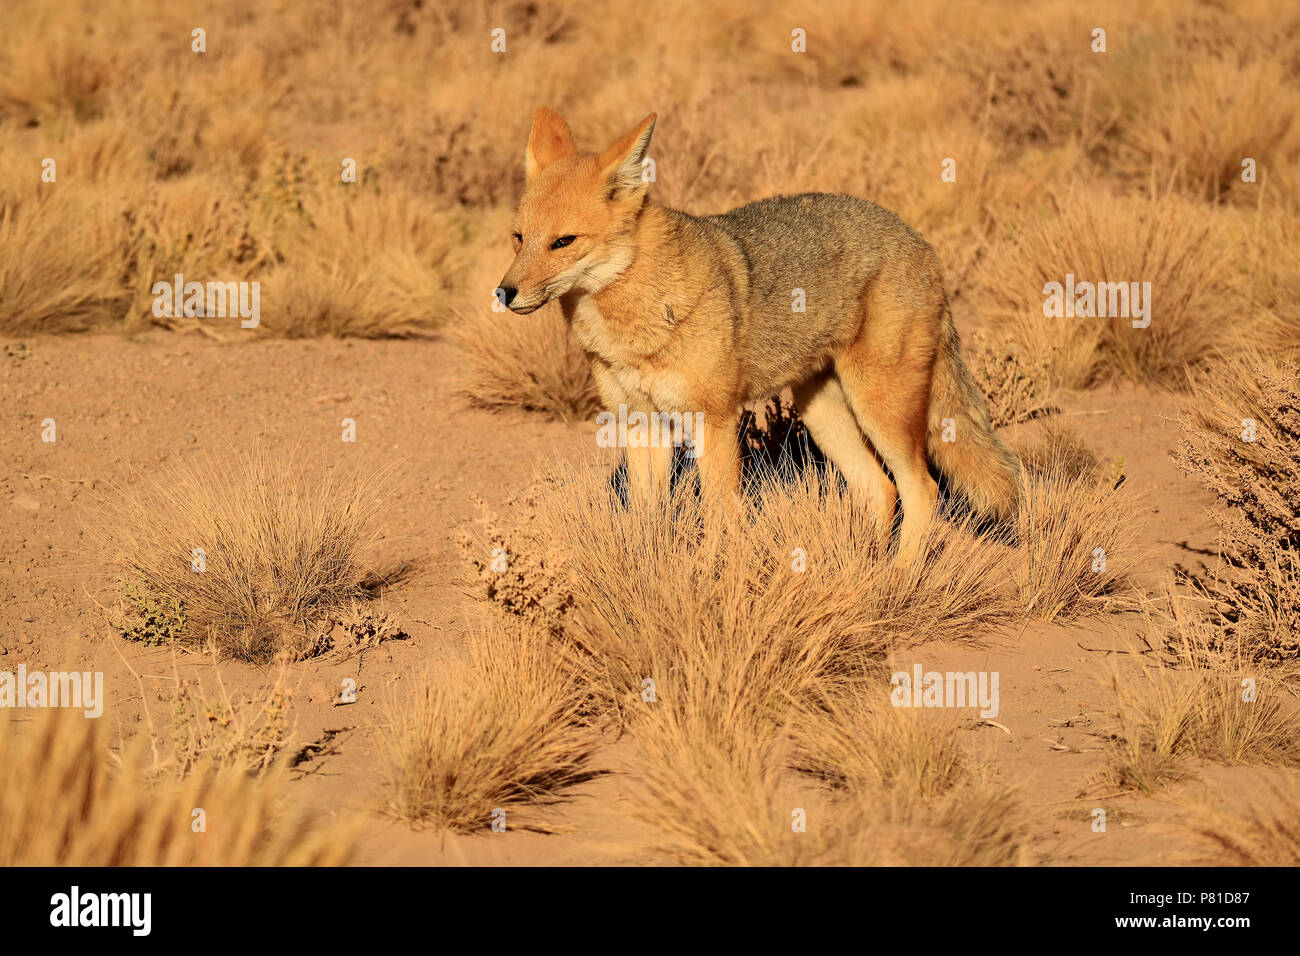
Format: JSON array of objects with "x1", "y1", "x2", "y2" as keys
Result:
[
  {"x1": 1174, "y1": 358, "x2": 1300, "y2": 662},
  {"x1": 168, "y1": 663, "x2": 294, "y2": 776},
  {"x1": 112, "y1": 580, "x2": 186, "y2": 646},
  {"x1": 966, "y1": 331, "x2": 1054, "y2": 428}
]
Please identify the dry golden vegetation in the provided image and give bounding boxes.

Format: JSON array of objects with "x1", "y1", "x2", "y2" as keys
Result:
[
  {"x1": 447, "y1": 457, "x2": 1137, "y2": 859},
  {"x1": 1175, "y1": 357, "x2": 1300, "y2": 663},
  {"x1": 1015, "y1": 462, "x2": 1144, "y2": 622},
  {"x1": 1188, "y1": 775, "x2": 1300, "y2": 866},
  {"x1": 0, "y1": 708, "x2": 361, "y2": 866},
  {"x1": 1, "y1": 0, "x2": 1295, "y2": 357},
  {"x1": 379, "y1": 620, "x2": 599, "y2": 831},
  {"x1": 8, "y1": 0, "x2": 1300, "y2": 865},
  {"x1": 90, "y1": 450, "x2": 386, "y2": 662},
  {"x1": 1104, "y1": 607, "x2": 1300, "y2": 795}
]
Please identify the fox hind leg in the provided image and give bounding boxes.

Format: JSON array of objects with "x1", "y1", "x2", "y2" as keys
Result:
[
  {"x1": 833, "y1": 300, "x2": 942, "y2": 565},
  {"x1": 791, "y1": 370, "x2": 897, "y2": 540}
]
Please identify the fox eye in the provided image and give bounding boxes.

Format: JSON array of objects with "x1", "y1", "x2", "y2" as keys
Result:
[
  {"x1": 511, "y1": 232, "x2": 522, "y2": 244},
  {"x1": 551, "y1": 235, "x2": 576, "y2": 249}
]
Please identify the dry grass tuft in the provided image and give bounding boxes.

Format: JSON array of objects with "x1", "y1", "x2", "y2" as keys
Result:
[
  {"x1": 508, "y1": 463, "x2": 1018, "y2": 722},
  {"x1": 793, "y1": 687, "x2": 967, "y2": 800},
  {"x1": 379, "y1": 620, "x2": 599, "y2": 831},
  {"x1": 1104, "y1": 606, "x2": 1300, "y2": 794},
  {"x1": 1015, "y1": 420, "x2": 1102, "y2": 482},
  {"x1": 0, "y1": 708, "x2": 361, "y2": 866},
  {"x1": 1015, "y1": 460, "x2": 1143, "y2": 622},
  {"x1": 622, "y1": 666, "x2": 1026, "y2": 866},
  {"x1": 1186, "y1": 775, "x2": 1300, "y2": 866},
  {"x1": 450, "y1": 304, "x2": 599, "y2": 422},
  {"x1": 977, "y1": 189, "x2": 1233, "y2": 389},
  {"x1": 91, "y1": 450, "x2": 385, "y2": 662}
]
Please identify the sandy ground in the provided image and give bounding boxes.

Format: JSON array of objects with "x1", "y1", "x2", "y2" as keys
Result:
[{"x1": 0, "y1": 327, "x2": 1264, "y2": 866}]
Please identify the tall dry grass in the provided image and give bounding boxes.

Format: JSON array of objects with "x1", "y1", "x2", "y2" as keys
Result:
[
  {"x1": 466, "y1": 464, "x2": 1021, "y2": 722},
  {"x1": 1015, "y1": 462, "x2": 1144, "y2": 622},
  {"x1": 0, "y1": 708, "x2": 361, "y2": 866},
  {"x1": 1187, "y1": 775, "x2": 1300, "y2": 866},
  {"x1": 976, "y1": 189, "x2": 1233, "y2": 389},
  {"x1": 1, "y1": 0, "x2": 1294, "y2": 342}
]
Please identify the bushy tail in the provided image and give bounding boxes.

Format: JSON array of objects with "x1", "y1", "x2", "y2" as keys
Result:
[{"x1": 926, "y1": 309, "x2": 1021, "y2": 521}]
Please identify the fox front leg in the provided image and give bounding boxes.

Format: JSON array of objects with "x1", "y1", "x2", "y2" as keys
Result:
[
  {"x1": 592, "y1": 362, "x2": 670, "y2": 507},
  {"x1": 626, "y1": 440, "x2": 673, "y2": 507},
  {"x1": 694, "y1": 410, "x2": 742, "y2": 517}
]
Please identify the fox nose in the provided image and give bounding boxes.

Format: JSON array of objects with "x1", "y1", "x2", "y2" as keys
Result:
[{"x1": 495, "y1": 286, "x2": 517, "y2": 307}]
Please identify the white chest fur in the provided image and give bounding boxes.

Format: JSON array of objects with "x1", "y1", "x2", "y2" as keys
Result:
[{"x1": 567, "y1": 295, "x2": 692, "y2": 412}]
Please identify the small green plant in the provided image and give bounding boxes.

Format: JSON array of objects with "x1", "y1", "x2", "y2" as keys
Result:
[{"x1": 112, "y1": 580, "x2": 185, "y2": 646}]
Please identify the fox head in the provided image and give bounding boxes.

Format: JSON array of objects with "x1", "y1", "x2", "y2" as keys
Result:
[{"x1": 496, "y1": 107, "x2": 656, "y2": 314}]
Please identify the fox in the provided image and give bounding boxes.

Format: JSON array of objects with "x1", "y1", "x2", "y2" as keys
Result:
[{"x1": 497, "y1": 107, "x2": 1021, "y2": 562}]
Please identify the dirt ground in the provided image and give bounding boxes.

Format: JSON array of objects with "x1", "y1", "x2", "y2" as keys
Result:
[{"x1": 2, "y1": 325, "x2": 1272, "y2": 866}]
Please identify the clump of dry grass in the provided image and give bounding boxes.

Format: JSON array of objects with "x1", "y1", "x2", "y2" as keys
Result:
[
  {"x1": 1174, "y1": 357, "x2": 1300, "y2": 662},
  {"x1": 793, "y1": 685, "x2": 967, "y2": 799},
  {"x1": 1015, "y1": 458, "x2": 1143, "y2": 622},
  {"x1": 514, "y1": 463, "x2": 1017, "y2": 722},
  {"x1": 1015, "y1": 419, "x2": 1103, "y2": 482},
  {"x1": 977, "y1": 189, "x2": 1233, "y2": 389},
  {"x1": 1186, "y1": 775, "x2": 1300, "y2": 865},
  {"x1": 833, "y1": 767, "x2": 1028, "y2": 866},
  {"x1": 623, "y1": 665, "x2": 1026, "y2": 866},
  {"x1": 0, "y1": 708, "x2": 361, "y2": 865},
  {"x1": 259, "y1": 187, "x2": 464, "y2": 338},
  {"x1": 622, "y1": 685, "x2": 818, "y2": 866},
  {"x1": 0, "y1": 147, "x2": 130, "y2": 331},
  {"x1": 379, "y1": 621, "x2": 599, "y2": 831},
  {"x1": 450, "y1": 303, "x2": 599, "y2": 421},
  {"x1": 92, "y1": 451, "x2": 384, "y2": 662},
  {"x1": 1104, "y1": 606, "x2": 1300, "y2": 794},
  {"x1": 1119, "y1": 56, "x2": 1297, "y2": 203}
]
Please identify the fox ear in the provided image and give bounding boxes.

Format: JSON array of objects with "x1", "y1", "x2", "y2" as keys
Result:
[
  {"x1": 598, "y1": 113, "x2": 656, "y2": 201},
  {"x1": 525, "y1": 106, "x2": 577, "y2": 182}
]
